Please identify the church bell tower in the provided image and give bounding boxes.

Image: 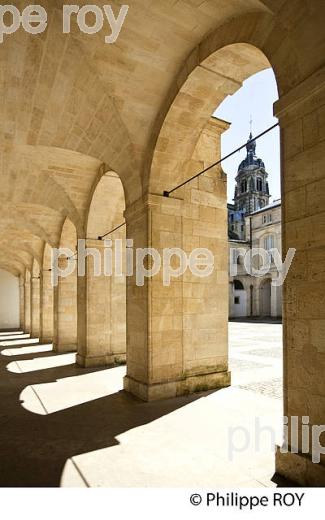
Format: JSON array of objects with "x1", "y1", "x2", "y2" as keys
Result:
[{"x1": 234, "y1": 132, "x2": 271, "y2": 216}]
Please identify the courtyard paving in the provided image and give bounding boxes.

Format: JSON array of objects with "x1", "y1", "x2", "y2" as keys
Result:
[{"x1": 0, "y1": 321, "x2": 286, "y2": 487}]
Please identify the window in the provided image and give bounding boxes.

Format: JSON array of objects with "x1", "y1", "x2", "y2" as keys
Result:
[
  {"x1": 264, "y1": 235, "x2": 275, "y2": 251},
  {"x1": 241, "y1": 180, "x2": 247, "y2": 193},
  {"x1": 263, "y1": 214, "x2": 272, "y2": 224},
  {"x1": 234, "y1": 280, "x2": 244, "y2": 290},
  {"x1": 257, "y1": 178, "x2": 263, "y2": 191},
  {"x1": 234, "y1": 297, "x2": 240, "y2": 305}
]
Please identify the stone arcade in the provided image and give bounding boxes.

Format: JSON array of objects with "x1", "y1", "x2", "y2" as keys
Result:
[{"x1": 0, "y1": 0, "x2": 324, "y2": 487}]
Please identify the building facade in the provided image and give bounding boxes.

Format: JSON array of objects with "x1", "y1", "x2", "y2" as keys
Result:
[{"x1": 228, "y1": 133, "x2": 282, "y2": 319}]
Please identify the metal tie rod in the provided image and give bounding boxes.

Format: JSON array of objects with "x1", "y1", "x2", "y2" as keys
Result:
[
  {"x1": 163, "y1": 122, "x2": 279, "y2": 197},
  {"x1": 97, "y1": 123, "x2": 279, "y2": 238}
]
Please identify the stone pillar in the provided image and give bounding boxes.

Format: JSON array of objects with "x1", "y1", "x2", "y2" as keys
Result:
[
  {"x1": 77, "y1": 239, "x2": 126, "y2": 368},
  {"x1": 274, "y1": 66, "x2": 325, "y2": 485},
  {"x1": 124, "y1": 188, "x2": 230, "y2": 401},
  {"x1": 24, "y1": 275, "x2": 31, "y2": 334},
  {"x1": 31, "y1": 275, "x2": 40, "y2": 338},
  {"x1": 19, "y1": 275, "x2": 25, "y2": 331},
  {"x1": 53, "y1": 258, "x2": 77, "y2": 352},
  {"x1": 40, "y1": 270, "x2": 54, "y2": 344}
]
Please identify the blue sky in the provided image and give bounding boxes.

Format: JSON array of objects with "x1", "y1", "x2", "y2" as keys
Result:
[{"x1": 213, "y1": 68, "x2": 281, "y2": 204}]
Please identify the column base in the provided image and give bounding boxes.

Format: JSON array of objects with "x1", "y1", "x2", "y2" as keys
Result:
[
  {"x1": 76, "y1": 353, "x2": 126, "y2": 368},
  {"x1": 40, "y1": 337, "x2": 53, "y2": 345},
  {"x1": 53, "y1": 343, "x2": 77, "y2": 354},
  {"x1": 124, "y1": 370, "x2": 231, "y2": 402},
  {"x1": 276, "y1": 446, "x2": 325, "y2": 486}
]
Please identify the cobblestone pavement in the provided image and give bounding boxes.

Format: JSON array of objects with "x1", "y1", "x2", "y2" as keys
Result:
[{"x1": 229, "y1": 320, "x2": 283, "y2": 401}]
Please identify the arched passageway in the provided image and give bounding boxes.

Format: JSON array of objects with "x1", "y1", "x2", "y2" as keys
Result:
[
  {"x1": 0, "y1": 0, "x2": 323, "y2": 488},
  {"x1": 77, "y1": 170, "x2": 126, "y2": 367}
]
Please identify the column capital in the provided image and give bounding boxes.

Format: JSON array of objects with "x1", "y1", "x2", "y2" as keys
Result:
[{"x1": 124, "y1": 193, "x2": 183, "y2": 224}]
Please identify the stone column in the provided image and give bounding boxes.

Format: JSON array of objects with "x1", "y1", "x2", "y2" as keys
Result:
[
  {"x1": 19, "y1": 275, "x2": 25, "y2": 331},
  {"x1": 40, "y1": 270, "x2": 54, "y2": 344},
  {"x1": 24, "y1": 275, "x2": 31, "y2": 334},
  {"x1": 31, "y1": 275, "x2": 40, "y2": 338},
  {"x1": 124, "y1": 188, "x2": 230, "y2": 401},
  {"x1": 53, "y1": 257, "x2": 77, "y2": 352},
  {"x1": 274, "y1": 66, "x2": 325, "y2": 485},
  {"x1": 77, "y1": 239, "x2": 126, "y2": 367}
]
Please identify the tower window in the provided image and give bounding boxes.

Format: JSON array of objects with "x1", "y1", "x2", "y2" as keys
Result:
[
  {"x1": 257, "y1": 178, "x2": 263, "y2": 191},
  {"x1": 241, "y1": 180, "x2": 247, "y2": 193}
]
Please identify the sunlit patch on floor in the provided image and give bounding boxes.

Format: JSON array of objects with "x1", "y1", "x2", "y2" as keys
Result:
[
  {"x1": 0, "y1": 331, "x2": 24, "y2": 337},
  {"x1": 2, "y1": 343, "x2": 51, "y2": 357},
  {"x1": 7, "y1": 352, "x2": 76, "y2": 373},
  {"x1": 0, "y1": 336, "x2": 39, "y2": 347},
  {"x1": 19, "y1": 365, "x2": 126, "y2": 415},
  {"x1": 0, "y1": 334, "x2": 32, "y2": 345}
]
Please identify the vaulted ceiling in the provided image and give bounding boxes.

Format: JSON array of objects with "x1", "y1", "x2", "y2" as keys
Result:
[{"x1": 0, "y1": 0, "x2": 323, "y2": 276}]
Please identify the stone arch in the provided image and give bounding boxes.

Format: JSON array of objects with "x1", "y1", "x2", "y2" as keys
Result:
[
  {"x1": 145, "y1": 6, "x2": 305, "y2": 194},
  {"x1": 76, "y1": 170, "x2": 126, "y2": 368},
  {"x1": 148, "y1": 41, "x2": 273, "y2": 195},
  {"x1": 86, "y1": 170, "x2": 126, "y2": 239}
]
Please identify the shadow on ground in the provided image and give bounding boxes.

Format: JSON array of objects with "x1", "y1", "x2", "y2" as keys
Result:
[{"x1": 0, "y1": 334, "x2": 208, "y2": 487}]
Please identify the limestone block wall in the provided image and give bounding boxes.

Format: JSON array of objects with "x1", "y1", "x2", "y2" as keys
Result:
[{"x1": 275, "y1": 67, "x2": 325, "y2": 485}]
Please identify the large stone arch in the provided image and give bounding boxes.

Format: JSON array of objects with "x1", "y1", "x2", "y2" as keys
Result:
[{"x1": 145, "y1": 10, "x2": 301, "y2": 193}]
